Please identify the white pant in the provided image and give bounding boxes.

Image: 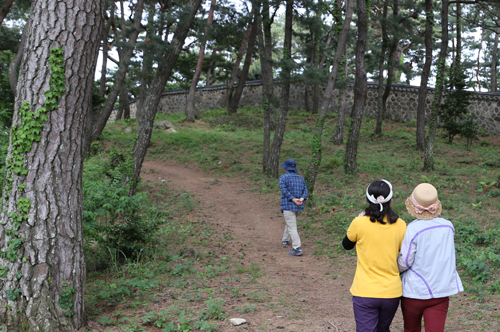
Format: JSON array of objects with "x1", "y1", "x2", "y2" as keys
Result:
[{"x1": 282, "y1": 210, "x2": 301, "y2": 249}]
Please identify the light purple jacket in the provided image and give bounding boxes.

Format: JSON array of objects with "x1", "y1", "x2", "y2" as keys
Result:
[{"x1": 397, "y1": 217, "x2": 464, "y2": 300}]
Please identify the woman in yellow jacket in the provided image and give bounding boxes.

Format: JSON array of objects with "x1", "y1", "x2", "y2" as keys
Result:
[{"x1": 342, "y1": 179, "x2": 407, "y2": 332}]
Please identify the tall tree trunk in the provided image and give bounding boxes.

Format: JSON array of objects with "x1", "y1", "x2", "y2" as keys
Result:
[
  {"x1": 456, "y1": 3, "x2": 461, "y2": 60},
  {"x1": 259, "y1": 0, "x2": 276, "y2": 173},
  {"x1": 8, "y1": 23, "x2": 29, "y2": 98},
  {"x1": 123, "y1": 89, "x2": 130, "y2": 119},
  {"x1": 100, "y1": 10, "x2": 114, "y2": 97},
  {"x1": 205, "y1": 50, "x2": 216, "y2": 86},
  {"x1": 137, "y1": 5, "x2": 156, "y2": 118},
  {"x1": 115, "y1": 106, "x2": 123, "y2": 122},
  {"x1": 227, "y1": 21, "x2": 253, "y2": 107},
  {"x1": 185, "y1": 0, "x2": 216, "y2": 121},
  {"x1": 331, "y1": 87, "x2": 348, "y2": 145},
  {"x1": 0, "y1": 0, "x2": 14, "y2": 26},
  {"x1": 331, "y1": 44, "x2": 348, "y2": 145},
  {"x1": 375, "y1": 0, "x2": 399, "y2": 135},
  {"x1": 0, "y1": 0, "x2": 103, "y2": 330},
  {"x1": 330, "y1": 0, "x2": 351, "y2": 145},
  {"x1": 227, "y1": 14, "x2": 259, "y2": 114},
  {"x1": 491, "y1": 23, "x2": 499, "y2": 92},
  {"x1": 305, "y1": 86, "x2": 311, "y2": 112},
  {"x1": 344, "y1": 0, "x2": 368, "y2": 174},
  {"x1": 265, "y1": 0, "x2": 293, "y2": 178},
  {"x1": 312, "y1": 34, "x2": 319, "y2": 114},
  {"x1": 375, "y1": 0, "x2": 388, "y2": 135},
  {"x1": 115, "y1": 84, "x2": 130, "y2": 121},
  {"x1": 319, "y1": 20, "x2": 336, "y2": 68},
  {"x1": 476, "y1": 27, "x2": 484, "y2": 92},
  {"x1": 130, "y1": 0, "x2": 203, "y2": 195},
  {"x1": 90, "y1": 0, "x2": 145, "y2": 142},
  {"x1": 416, "y1": 0, "x2": 433, "y2": 150},
  {"x1": 305, "y1": 0, "x2": 354, "y2": 193},
  {"x1": 423, "y1": 0, "x2": 448, "y2": 171}
]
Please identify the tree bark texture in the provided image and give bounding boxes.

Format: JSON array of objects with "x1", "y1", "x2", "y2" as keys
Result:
[
  {"x1": 90, "y1": 0, "x2": 145, "y2": 142},
  {"x1": 331, "y1": 88, "x2": 348, "y2": 145},
  {"x1": 8, "y1": 23, "x2": 29, "y2": 98},
  {"x1": 319, "y1": 22, "x2": 336, "y2": 68},
  {"x1": 491, "y1": 24, "x2": 499, "y2": 92},
  {"x1": 185, "y1": 0, "x2": 216, "y2": 121},
  {"x1": 116, "y1": 85, "x2": 130, "y2": 121},
  {"x1": 375, "y1": 0, "x2": 399, "y2": 135},
  {"x1": 137, "y1": 5, "x2": 156, "y2": 117},
  {"x1": 331, "y1": 43, "x2": 349, "y2": 146},
  {"x1": 416, "y1": 0, "x2": 433, "y2": 151},
  {"x1": 0, "y1": 0, "x2": 103, "y2": 331},
  {"x1": 115, "y1": 106, "x2": 123, "y2": 121},
  {"x1": 259, "y1": 0, "x2": 276, "y2": 173},
  {"x1": 304, "y1": 86, "x2": 311, "y2": 112},
  {"x1": 311, "y1": 34, "x2": 319, "y2": 114},
  {"x1": 306, "y1": 0, "x2": 353, "y2": 193},
  {"x1": 266, "y1": 0, "x2": 293, "y2": 178},
  {"x1": 227, "y1": 14, "x2": 259, "y2": 114},
  {"x1": 99, "y1": 9, "x2": 114, "y2": 97},
  {"x1": 456, "y1": 3, "x2": 461, "y2": 59},
  {"x1": 344, "y1": 0, "x2": 368, "y2": 174},
  {"x1": 423, "y1": 0, "x2": 448, "y2": 171},
  {"x1": 476, "y1": 27, "x2": 484, "y2": 92},
  {"x1": 374, "y1": 0, "x2": 388, "y2": 134},
  {"x1": 0, "y1": 0, "x2": 14, "y2": 26},
  {"x1": 123, "y1": 91, "x2": 130, "y2": 120},
  {"x1": 130, "y1": 0, "x2": 203, "y2": 195}
]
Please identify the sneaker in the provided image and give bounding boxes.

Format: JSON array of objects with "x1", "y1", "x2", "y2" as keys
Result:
[
  {"x1": 282, "y1": 241, "x2": 290, "y2": 248},
  {"x1": 289, "y1": 247, "x2": 303, "y2": 256}
]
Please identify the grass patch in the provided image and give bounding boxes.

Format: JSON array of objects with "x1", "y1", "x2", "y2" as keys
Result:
[{"x1": 83, "y1": 106, "x2": 500, "y2": 330}]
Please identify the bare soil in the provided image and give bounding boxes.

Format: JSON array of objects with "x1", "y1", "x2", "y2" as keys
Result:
[
  {"x1": 135, "y1": 159, "x2": 498, "y2": 332},
  {"x1": 85, "y1": 158, "x2": 500, "y2": 332}
]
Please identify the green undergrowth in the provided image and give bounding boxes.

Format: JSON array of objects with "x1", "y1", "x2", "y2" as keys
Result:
[
  {"x1": 83, "y1": 140, "x2": 278, "y2": 331},
  {"x1": 94, "y1": 105, "x2": 500, "y2": 326},
  {"x1": 83, "y1": 156, "x2": 269, "y2": 331}
]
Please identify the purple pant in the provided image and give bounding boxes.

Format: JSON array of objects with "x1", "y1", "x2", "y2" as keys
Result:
[{"x1": 352, "y1": 296, "x2": 401, "y2": 332}]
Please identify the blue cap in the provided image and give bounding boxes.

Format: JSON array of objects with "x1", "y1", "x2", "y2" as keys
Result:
[{"x1": 280, "y1": 159, "x2": 298, "y2": 172}]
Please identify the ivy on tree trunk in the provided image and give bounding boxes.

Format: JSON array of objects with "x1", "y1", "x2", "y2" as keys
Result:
[{"x1": 0, "y1": 0, "x2": 103, "y2": 330}]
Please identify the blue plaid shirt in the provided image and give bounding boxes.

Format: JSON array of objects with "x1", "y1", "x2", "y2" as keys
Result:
[{"x1": 279, "y1": 171, "x2": 308, "y2": 212}]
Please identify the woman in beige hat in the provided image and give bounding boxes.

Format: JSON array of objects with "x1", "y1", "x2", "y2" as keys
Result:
[{"x1": 398, "y1": 183, "x2": 464, "y2": 332}]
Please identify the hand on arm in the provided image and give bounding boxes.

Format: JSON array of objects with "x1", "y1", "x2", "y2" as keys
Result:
[{"x1": 398, "y1": 237, "x2": 416, "y2": 273}]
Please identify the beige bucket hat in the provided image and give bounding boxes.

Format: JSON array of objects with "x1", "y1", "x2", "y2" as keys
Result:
[{"x1": 405, "y1": 183, "x2": 442, "y2": 220}]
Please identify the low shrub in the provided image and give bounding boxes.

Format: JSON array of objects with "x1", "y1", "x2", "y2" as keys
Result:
[{"x1": 83, "y1": 152, "x2": 161, "y2": 270}]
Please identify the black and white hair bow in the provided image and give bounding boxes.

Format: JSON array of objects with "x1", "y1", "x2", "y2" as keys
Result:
[{"x1": 366, "y1": 179, "x2": 393, "y2": 212}]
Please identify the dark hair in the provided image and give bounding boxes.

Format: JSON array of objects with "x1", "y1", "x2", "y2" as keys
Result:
[{"x1": 364, "y1": 180, "x2": 399, "y2": 224}]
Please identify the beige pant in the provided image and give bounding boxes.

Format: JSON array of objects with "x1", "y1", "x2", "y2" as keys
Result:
[{"x1": 282, "y1": 211, "x2": 301, "y2": 249}]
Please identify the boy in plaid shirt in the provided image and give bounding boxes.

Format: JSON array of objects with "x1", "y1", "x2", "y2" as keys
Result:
[{"x1": 279, "y1": 159, "x2": 308, "y2": 256}]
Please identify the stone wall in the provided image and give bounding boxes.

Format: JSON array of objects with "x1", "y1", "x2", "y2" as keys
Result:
[{"x1": 118, "y1": 80, "x2": 500, "y2": 135}]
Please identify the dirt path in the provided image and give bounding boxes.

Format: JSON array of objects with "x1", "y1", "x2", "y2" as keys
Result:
[{"x1": 141, "y1": 160, "x2": 408, "y2": 332}]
